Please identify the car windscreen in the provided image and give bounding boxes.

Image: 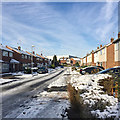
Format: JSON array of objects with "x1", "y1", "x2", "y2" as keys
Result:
[{"x1": 98, "y1": 68, "x2": 113, "y2": 74}]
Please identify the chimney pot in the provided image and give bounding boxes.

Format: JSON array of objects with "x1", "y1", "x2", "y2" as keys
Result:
[
  {"x1": 111, "y1": 37, "x2": 114, "y2": 43},
  {"x1": 118, "y1": 32, "x2": 120, "y2": 39},
  {"x1": 100, "y1": 45, "x2": 102, "y2": 48},
  {"x1": 33, "y1": 51, "x2": 35, "y2": 54},
  {"x1": 18, "y1": 46, "x2": 21, "y2": 50}
]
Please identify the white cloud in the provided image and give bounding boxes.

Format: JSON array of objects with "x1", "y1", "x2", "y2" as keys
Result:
[{"x1": 2, "y1": 2, "x2": 118, "y2": 57}]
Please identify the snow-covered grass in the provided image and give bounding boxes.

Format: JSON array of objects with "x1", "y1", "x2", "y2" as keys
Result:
[
  {"x1": 48, "y1": 75, "x2": 67, "y2": 88},
  {"x1": 68, "y1": 73, "x2": 119, "y2": 119}
]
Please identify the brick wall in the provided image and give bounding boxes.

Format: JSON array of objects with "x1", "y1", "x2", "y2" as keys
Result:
[{"x1": 106, "y1": 44, "x2": 115, "y2": 69}]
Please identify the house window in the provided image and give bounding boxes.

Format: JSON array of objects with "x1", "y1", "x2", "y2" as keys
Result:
[
  {"x1": 37, "y1": 58, "x2": 39, "y2": 60},
  {"x1": 3, "y1": 63, "x2": 9, "y2": 70},
  {"x1": 25, "y1": 55, "x2": 27, "y2": 59},
  {"x1": 40, "y1": 59, "x2": 43, "y2": 61},
  {"x1": 22, "y1": 54, "x2": 24, "y2": 59},
  {"x1": 115, "y1": 42, "x2": 119, "y2": 51},
  {"x1": 3, "y1": 51, "x2": 8, "y2": 57},
  {"x1": 9, "y1": 52, "x2": 13, "y2": 57},
  {"x1": 28, "y1": 56, "x2": 31, "y2": 60},
  {"x1": 103, "y1": 48, "x2": 105, "y2": 54}
]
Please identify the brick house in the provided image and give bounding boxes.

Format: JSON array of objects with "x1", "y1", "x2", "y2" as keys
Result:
[
  {"x1": 70, "y1": 57, "x2": 81, "y2": 66},
  {"x1": 36, "y1": 53, "x2": 49, "y2": 67},
  {"x1": 6, "y1": 46, "x2": 31, "y2": 71},
  {"x1": 113, "y1": 32, "x2": 120, "y2": 66},
  {"x1": 0, "y1": 44, "x2": 15, "y2": 73},
  {"x1": 86, "y1": 50, "x2": 95, "y2": 66},
  {"x1": 82, "y1": 56, "x2": 87, "y2": 66},
  {"x1": 59, "y1": 57, "x2": 68, "y2": 65},
  {"x1": 93, "y1": 45, "x2": 107, "y2": 69},
  {"x1": 94, "y1": 47, "x2": 99, "y2": 66},
  {"x1": 106, "y1": 38, "x2": 115, "y2": 69},
  {"x1": 25, "y1": 51, "x2": 44, "y2": 67}
]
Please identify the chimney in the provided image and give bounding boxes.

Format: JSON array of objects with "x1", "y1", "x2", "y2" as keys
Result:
[
  {"x1": 111, "y1": 37, "x2": 114, "y2": 43},
  {"x1": 118, "y1": 32, "x2": 120, "y2": 39},
  {"x1": 33, "y1": 51, "x2": 35, "y2": 54},
  {"x1": 41, "y1": 53, "x2": 43, "y2": 56},
  {"x1": 18, "y1": 46, "x2": 21, "y2": 50},
  {"x1": 97, "y1": 47, "x2": 99, "y2": 49},
  {"x1": 92, "y1": 50, "x2": 94, "y2": 53},
  {"x1": 100, "y1": 45, "x2": 102, "y2": 48}
]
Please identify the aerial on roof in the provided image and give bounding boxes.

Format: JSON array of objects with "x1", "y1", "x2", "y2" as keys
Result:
[{"x1": 0, "y1": 44, "x2": 13, "y2": 52}]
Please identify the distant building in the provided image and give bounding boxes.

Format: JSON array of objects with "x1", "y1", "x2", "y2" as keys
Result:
[{"x1": 70, "y1": 57, "x2": 81, "y2": 66}]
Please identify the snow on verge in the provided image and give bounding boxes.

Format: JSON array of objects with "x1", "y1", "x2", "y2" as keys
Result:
[
  {"x1": 69, "y1": 74, "x2": 119, "y2": 118},
  {"x1": 48, "y1": 76, "x2": 67, "y2": 88}
]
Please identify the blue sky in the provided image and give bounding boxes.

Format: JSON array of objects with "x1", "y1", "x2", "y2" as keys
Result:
[{"x1": 2, "y1": 2, "x2": 118, "y2": 57}]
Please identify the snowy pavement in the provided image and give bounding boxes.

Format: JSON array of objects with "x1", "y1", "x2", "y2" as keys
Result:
[
  {"x1": 2, "y1": 68, "x2": 69, "y2": 119},
  {"x1": 15, "y1": 70, "x2": 70, "y2": 118}
]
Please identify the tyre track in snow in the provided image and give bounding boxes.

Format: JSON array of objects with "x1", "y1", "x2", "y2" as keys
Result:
[{"x1": 2, "y1": 68, "x2": 67, "y2": 118}]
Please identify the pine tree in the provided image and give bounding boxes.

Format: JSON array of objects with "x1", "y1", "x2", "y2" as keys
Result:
[{"x1": 53, "y1": 55, "x2": 58, "y2": 67}]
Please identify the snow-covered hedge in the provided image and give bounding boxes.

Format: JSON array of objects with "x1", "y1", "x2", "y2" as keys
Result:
[{"x1": 68, "y1": 74, "x2": 119, "y2": 118}]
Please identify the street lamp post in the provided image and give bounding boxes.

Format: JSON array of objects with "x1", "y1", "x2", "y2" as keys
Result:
[{"x1": 31, "y1": 45, "x2": 35, "y2": 76}]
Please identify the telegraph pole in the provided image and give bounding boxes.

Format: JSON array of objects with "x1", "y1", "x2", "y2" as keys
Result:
[{"x1": 31, "y1": 45, "x2": 35, "y2": 76}]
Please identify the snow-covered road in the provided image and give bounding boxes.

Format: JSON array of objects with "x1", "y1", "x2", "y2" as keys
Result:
[{"x1": 1, "y1": 68, "x2": 67, "y2": 118}]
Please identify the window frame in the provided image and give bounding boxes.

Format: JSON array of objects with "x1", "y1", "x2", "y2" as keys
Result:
[
  {"x1": 9, "y1": 52, "x2": 13, "y2": 57},
  {"x1": 3, "y1": 51, "x2": 8, "y2": 57}
]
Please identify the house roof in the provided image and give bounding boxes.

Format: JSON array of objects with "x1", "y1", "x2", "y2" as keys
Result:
[
  {"x1": 72, "y1": 58, "x2": 81, "y2": 61},
  {"x1": 0, "y1": 44, "x2": 13, "y2": 52},
  {"x1": 12, "y1": 47, "x2": 30, "y2": 55},
  {"x1": 6, "y1": 46, "x2": 30, "y2": 55},
  {"x1": 26, "y1": 51, "x2": 37, "y2": 57},
  {"x1": 113, "y1": 38, "x2": 120, "y2": 43},
  {"x1": 36, "y1": 54, "x2": 45, "y2": 59},
  {"x1": 26, "y1": 52, "x2": 43, "y2": 58}
]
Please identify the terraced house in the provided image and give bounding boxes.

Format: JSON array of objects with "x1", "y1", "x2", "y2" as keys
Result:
[
  {"x1": 6, "y1": 46, "x2": 32, "y2": 71},
  {"x1": 94, "y1": 45, "x2": 107, "y2": 69},
  {"x1": 113, "y1": 32, "x2": 120, "y2": 66},
  {"x1": 81, "y1": 32, "x2": 120, "y2": 69},
  {"x1": 0, "y1": 44, "x2": 15, "y2": 73},
  {"x1": 86, "y1": 50, "x2": 94, "y2": 66},
  {"x1": 0, "y1": 45, "x2": 49, "y2": 74}
]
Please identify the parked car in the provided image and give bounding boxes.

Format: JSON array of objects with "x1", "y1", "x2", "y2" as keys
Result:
[
  {"x1": 61, "y1": 66, "x2": 64, "y2": 68},
  {"x1": 96, "y1": 66, "x2": 105, "y2": 70},
  {"x1": 80, "y1": 66, "x2": 103, "y2": 75},
  {"x1": 37, "y1": 67, "x2": 48, "y2": 74},
  {"x1": 97, "y1": 66, "x2": 120, "y2": 76},
  {"x1": 24, "y1": 67, "x2": 38, "y2": 74}
]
